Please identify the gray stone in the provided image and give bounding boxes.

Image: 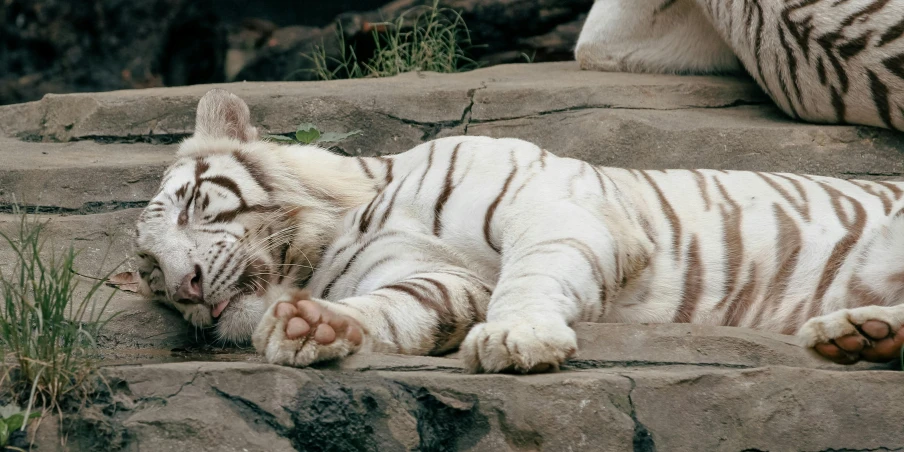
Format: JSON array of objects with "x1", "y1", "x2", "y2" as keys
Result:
[
  {"x1": 26, "y1": 323, "x2": 904, "y2": 451},
  {"x1": 568, "y1": 323, "x2": 887, "y2": 371},
  {"x1": 0, "y1": 209, "x2": 140, "y2": 275},
  {"x1": 0, "y1": 137, "x2": 172, "y2": 210},
  {"x1": 0, "y1": 63, "x2": 763, "y2": 143},
  {"x1": 629, "y1": 366, "x2": 904, "y2": 451},
  {"x1": 1, "y1": 64, "x2": 900, "y2": 218},
  {"x1": 454, "y1": 105, "x2": 904, "y2": 179}
]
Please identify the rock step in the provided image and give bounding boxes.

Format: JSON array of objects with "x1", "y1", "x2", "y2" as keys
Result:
[
  {"x1": 0, "y1": 138, "x2": 171, "y2": 210},
  {"x1": 2, "y1": 63, "x2": 902, "y2": 213},
  {"x1": 30, "y1": 341, "x2": 903, "y2": 452},
  {"x1": 0, "y1": 62, "x2": 765, "y2": 142}
]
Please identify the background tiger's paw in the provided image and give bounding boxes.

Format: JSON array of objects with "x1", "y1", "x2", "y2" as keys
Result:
[
  {"x1": 575, "y1": 43, "x2": 624, "y2": 72},
  {"x1": 460, "y1": 319, "x2": 577, "y2": 374},
  {"x1": 251, "y1": 293, "x2": 364, "y2": 367},
  {"x1": 799, "y1": 306, "x2": 904, "y2": 364}
]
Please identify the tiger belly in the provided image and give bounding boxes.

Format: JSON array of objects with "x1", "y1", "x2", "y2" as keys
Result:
[{"x1": 599, "y1": 168, "x2": 904, "y2": 335}]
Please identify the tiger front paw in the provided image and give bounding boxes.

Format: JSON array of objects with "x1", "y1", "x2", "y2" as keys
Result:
[
  {"x1": 252, "y1": 290, "x2": 364, "y2": 367},
  {"x1": 460, "y1": 319, "x2": 577, "y2": 374},
  {"x1": 799, "y1": 306, "x2": 904, "y2": 364}
]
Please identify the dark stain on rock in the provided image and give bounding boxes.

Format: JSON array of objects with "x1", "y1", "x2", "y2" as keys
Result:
[
  {"x1": 288, "y1": 376, "x2": 405, "y2": 452},
  {"x1": 401, "y1": 385, "x2": 489, "y2": 452},
  {"x1": 285, "y1": 374, "x2": 490, "y2": 452}
]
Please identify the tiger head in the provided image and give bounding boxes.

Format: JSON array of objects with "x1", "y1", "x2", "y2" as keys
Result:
[{"x1": 134, "y1": 89, "x2": 373, "y2": 343}]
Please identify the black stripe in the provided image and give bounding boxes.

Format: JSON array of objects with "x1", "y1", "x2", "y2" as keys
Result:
[
  {"x1": 433, "y1": 144, "x2": 462, "y2": 236},
  {"x1": 356, "y1": 157, "x2": 375, "y2": 179},
  {"x1": 868, "y1": 69, "x2": 893, "y2": 128},
  {"x1": 882, "y1": 53, "x2": 904, "y2": 80},
  {"x1": 483, "y1": 154, "x2": 517, "y2": 254},
  {"x1": 879, "y1": 16, "x2": 904, "y2": 46},
  {"x1": 322, "y1": 231, "x2": 403, "y2": 299},
  {"x1": 777, "y1": 27, "x2": 803, "y2": 118},
  {"x1": 232, "y1": 151, "x2": 274, "y2": 193},
  {"x1": 416, "y1": 142, "x2": 437, "y2": 195}
]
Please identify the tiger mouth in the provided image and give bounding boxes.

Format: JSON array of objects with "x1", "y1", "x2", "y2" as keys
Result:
[
  {"x1": 211, "y1": 258, "x2": 271, "y2": 319},
  {"x1": 210, "y1": 288, "x2": 264, "y2": 320},
  {"x1": 212, "y1": 296, "x2": 234, "y2": 319}
]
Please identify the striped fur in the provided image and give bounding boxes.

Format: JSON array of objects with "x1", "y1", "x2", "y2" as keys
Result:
[
  {"x1": 575, "y1": 0, "x2": 904, "y2": 130},
  {"x1": 136, "y1": 89, "x2": 904, "y2": 372}
]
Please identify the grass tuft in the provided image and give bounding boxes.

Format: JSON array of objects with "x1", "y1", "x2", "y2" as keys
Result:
[
  {"x1": 0, "y1": 211, "x2": 118, "y2": 421},
  {"x1": 304, "y1": 0, "x2": 481, "y2": 80}
]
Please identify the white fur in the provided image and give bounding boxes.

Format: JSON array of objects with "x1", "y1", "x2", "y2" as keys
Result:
[
  {"x1": 138, "y1": 89, "x2": 904, "y2": 372},
  {"x1": 576, "y1": 0, "x2": 904, "y2": 129},
  {"x1": 575, "y1": 0, "x2": 741, "y2": 74}
]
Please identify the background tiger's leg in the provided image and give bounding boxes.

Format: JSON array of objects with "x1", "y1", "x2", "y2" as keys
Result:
[
  {"x1": 252, "y1": 270, "x2": 490, "y2": 368},
  {"x1": 575, "y1": 0, "x2": 740, "y2": 74},
  {"x1": 692, "y1": 0, "x2": 904, "y2": 129},
  {"x1": 460, "y1": 206, "x2": 652, "y2": 374}
]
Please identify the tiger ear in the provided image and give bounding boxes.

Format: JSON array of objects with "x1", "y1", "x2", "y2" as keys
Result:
[{"x1": 193, "y1": 89, "x2": 259, "y2": 142}]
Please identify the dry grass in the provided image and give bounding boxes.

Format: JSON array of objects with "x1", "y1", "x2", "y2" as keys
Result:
[{"x1": 304, "y1": 0, "x2": 480, "y2": 80}]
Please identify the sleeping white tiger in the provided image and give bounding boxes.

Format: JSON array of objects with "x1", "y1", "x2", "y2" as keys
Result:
[
  {"x1": 575, "y1": 0, "x2": 904, "y2": 130},
  {"x1": 134, "y1": 89, "x2": 904, "y2": 373}
]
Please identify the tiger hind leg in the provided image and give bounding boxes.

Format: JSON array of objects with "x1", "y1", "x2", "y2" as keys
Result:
[
  {"x1": 252, "y1": 289, "x2": 364, "y2": 367},
  {"x1": 798, "y1": 305, "x2": 904, "y2": 364},
  {"x1": 575, "y1": 0, "x2": 740, "y2": 74}
]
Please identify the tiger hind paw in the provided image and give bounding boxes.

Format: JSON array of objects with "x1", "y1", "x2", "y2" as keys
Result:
[
  {"x1": 798, "y1": 306, "x2": 904, "y2": 364},
  {"x1": 252, "y1": 290, "x2": 364, "y2": 367}
]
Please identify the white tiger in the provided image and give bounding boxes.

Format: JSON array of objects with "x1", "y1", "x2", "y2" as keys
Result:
[
  {"x1": 134, "y1": 89, "x2": 904, "y2": 372},
  {"x1": 575, "y1": 0, "x2": 904, "y2": 130}
]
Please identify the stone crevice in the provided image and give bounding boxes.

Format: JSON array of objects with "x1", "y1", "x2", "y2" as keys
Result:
[
  {"x1": 621, "y1": 374, "x2": 656, "y2": 452},
  {"x1": 564, "y1": 359, "x2": 751, "y2": 370},
  {"x1": 167, "y1": 366, "x2": 203, "y2": 399},
  {"x1": 461, "y1": 82, "x2": 488, "y2": 135},
  {"x1": 0, "y1": 201, "x2": 149, "y2": 215},
  {"x1": 467, "y1": 98, "x2": 769, "y2": 125},
  {"x1": 10, "y1": 95, "x2": 766, "y2": 144},
  {"x1": 211, "y1": 386, "x2": 294, "y2": 437}
]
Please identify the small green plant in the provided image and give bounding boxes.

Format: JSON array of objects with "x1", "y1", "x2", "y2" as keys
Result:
[
  {"x1": 264, "y1": 123, "x2": 362, "y2": 146},
  {"x1": 0, "y1": 212, "x2": 119, "y2": 418},
  {"x1": 0, "y1": 404, "x2": 40, "y2": 448},
  {"x1": 303, "y1": 0, "x2": 481, "y2": 81}
]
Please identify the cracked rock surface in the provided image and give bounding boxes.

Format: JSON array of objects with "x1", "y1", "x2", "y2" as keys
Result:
[
  {"x1": 2, "y1": 62, "x2": 903, "y2": 451},
  {"x1": 28, "y1": 325, "x2": 904, "y2": 452}
]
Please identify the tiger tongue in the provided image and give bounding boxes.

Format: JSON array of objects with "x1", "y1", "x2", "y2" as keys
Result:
[{"x1": 212, "y1": 299, "x2": 230, "y2": 318}]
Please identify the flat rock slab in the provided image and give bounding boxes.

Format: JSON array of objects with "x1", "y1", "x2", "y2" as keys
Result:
[
  {"x1": 30, "y1": 335, "x2": 904, "y2": 452},
  {"x1": 0, "y1": 137, "x2": 172, "y2": 210},
  {"x1": 0, "y1": 62, "x2": 766, "y2": 142}
]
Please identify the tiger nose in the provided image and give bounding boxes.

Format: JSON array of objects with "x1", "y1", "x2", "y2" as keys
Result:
[{"x1": 175, "y1": 265, "x2": 204, "y2": 304}]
